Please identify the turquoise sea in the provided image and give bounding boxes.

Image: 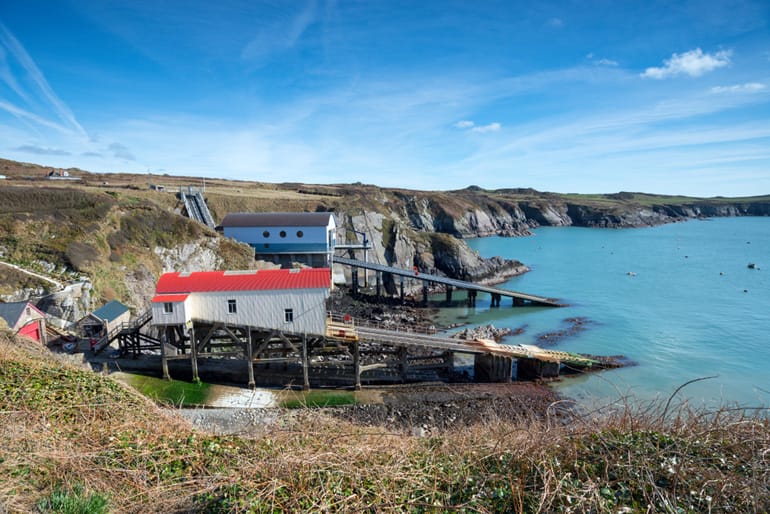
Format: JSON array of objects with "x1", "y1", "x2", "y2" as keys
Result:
[{"x1": 438, "y1": 217, "x2": 770, "y2": 408}]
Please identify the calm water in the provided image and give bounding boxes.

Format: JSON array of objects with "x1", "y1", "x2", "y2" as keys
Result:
[{"x1": 438, "y1": 217, "x2": 770, "y2": 407}]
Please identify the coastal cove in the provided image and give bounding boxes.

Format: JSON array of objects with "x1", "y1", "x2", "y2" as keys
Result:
[{"x1": 437, "y1": 217, "x2": 770, "y2": 408}]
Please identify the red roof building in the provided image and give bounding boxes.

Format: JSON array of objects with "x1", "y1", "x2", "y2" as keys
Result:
[{"x1": 151, "y1": 268, "x2": 332, "y2": 335}]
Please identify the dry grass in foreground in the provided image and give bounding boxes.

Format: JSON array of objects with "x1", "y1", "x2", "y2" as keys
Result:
[{"x1": 0, "y1": 332, "x2": 768, "y2": 513}]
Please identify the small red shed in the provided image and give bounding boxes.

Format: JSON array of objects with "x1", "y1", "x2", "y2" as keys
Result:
[{"x1": 0, "y1": 301, "x2": 47, "y2": 344}]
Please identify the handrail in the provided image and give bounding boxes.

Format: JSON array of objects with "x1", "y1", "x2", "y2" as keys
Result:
[
  {"x1": 333, "y1": 256, "x2": 561, "y2": 306},
  {"x1": 93, "y1": 308, "x2": 153, "y2": 354},
  {"x1": 327, "y1": 311, "x2": 439, "y2": 337}
]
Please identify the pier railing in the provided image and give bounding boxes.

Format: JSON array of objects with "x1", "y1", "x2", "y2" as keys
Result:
[{"x1": 327, "y1": 311, "x2": 440, "y2": 337}]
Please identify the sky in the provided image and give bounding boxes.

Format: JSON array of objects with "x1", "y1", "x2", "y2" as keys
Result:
[{"x1": 1, "y1": 1, "x2": 769, "y2": 196}]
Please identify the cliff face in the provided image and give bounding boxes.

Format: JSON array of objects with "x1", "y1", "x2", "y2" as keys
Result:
[
  {"x1": 564, "y1": 200, "x2": 770, "y2": 228},
  {"x1": 335, "y1": 209, "x2": 527, "y2": 294},
  {"x1": 368, "y1": 190, "x2": 770, "y2": 237},
  {"x1": 330, "y1": 191, "x2": 770, "y2": 293}
]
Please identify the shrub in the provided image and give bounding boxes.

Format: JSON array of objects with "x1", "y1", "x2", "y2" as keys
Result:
[{"x1": 36, "y1": 484, "x2": 109, "y2": 514}]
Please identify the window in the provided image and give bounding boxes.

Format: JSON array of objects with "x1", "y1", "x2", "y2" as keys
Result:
[
  {"x1": 296, "y1": 230, "x2": 304, "y2": 238},
  {"x1": 284, "y1": 308, "x2": 294, "y2": 323},
  {"x1": 163, "y1": 302, "x2": 173, "y2": 314},
  {"x1": 263, "y1": 230, "x2": 270, "y2": 238},
  {"x1": 228, "y1": 299, "x2": 237, "y2": 314},
  {"x1": 279, "y1": 230, "x2": 287, "y2": 238}
]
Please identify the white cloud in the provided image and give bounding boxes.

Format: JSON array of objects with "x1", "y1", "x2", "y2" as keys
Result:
[
  {"x1": 711, "y1": 82, "x2": 766, "y2": 94},
  {"x1": 0, "y1": 100, "x2": 73, "y2": 133},
  {"x1": 241, "y1": 2, "x2": 318, "y2": 63},
  {"x1": 470, "y1": 122, "x2": 501, "y2": 133},
  {"x1": 0, "y1": 23, "x2": 88, "y2": 138},
  {"x1": 453, "y1": 120, "x2": 501, "y2": 133},
  {"x1": 108, "y1": 142, "x2": 136, "y2": 161},
  {"x1": 597, "y1": 58, "x2": 618, "y2": 67},
  {"x1": 641, "y1": 48, "x2": 731, "y2": 79},
  {"x1": 546, "y1": 17, "x2": 564, "y2": 28},
  {"x1": 13, "y1": 144, "x2": 71, "y2": 156}
]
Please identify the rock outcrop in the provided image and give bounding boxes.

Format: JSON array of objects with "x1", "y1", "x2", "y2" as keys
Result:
[{"x1": 334, "y1": 210, "x2": 527, "y2": 294}]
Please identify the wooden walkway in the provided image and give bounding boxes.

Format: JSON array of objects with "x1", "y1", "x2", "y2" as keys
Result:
[
  {"x1": 327, "y1": 314, "x2": 597, "y2": 367},
  {"x1": 333, "y1": 256, "x2": 562, "y2": 307},
  {"x1": 93, "y1": 313, "x2": 601, "y2": 388}
]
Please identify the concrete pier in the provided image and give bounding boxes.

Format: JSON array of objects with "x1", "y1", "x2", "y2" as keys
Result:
[
  {"x1": 473, "y1": 353, "x2": 513, "y2": 383},
  {"x1": 517, "y1": 357, "x2": 560, "y2": 380}
]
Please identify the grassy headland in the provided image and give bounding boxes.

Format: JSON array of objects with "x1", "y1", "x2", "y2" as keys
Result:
[{"x1": 3, "y1": 156, "x2": 769, "y2": 307}]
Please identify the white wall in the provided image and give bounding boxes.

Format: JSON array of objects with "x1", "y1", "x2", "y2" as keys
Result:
[
  {"x1": 184, "y1": 288, "x2": 329, "y2": 335},
  {"x1": 106, "y1": 310, "x2": 132, "y2": 333},
  {"x1": 151, "y1": 299, "x2": 189, "y2": 326}
]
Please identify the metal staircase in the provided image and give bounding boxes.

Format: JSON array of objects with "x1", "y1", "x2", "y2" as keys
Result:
[
  {"x1": 179, "y1": 186, "x2": 216, "y2": 229},
  {"x1": 92, "y1": 308, "x2": 154, "y2": 355}
]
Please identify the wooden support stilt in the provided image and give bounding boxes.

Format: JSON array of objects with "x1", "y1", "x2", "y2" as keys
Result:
[
  {"x1": 351, "y1": 267, "x2": 359, "y2": 294},
  {"x1": 246, "y1": 328, "x2": 255, "y2": 389},
  {"x1": 161, "y1": 333, "x2": 171, "y2": 381},
  {"x1": 353, "y1": 340, "x2": 361, "y2": 390},
  {"x1": 443, "y1": 351, "x2": 453, "y2": 375},
  {"x1": 375, "y1": 272, "x2": 381, "y2": 297},
  {"x1": 302, "y1": 334, "x2": 310, "y2": 391},
  {"x1": 400, "y1": 276, "x2": 405, "y2": 302},
  {"x1": 399, "y1": 346, "x2": 408, "y2": 383},
  {"x1": 422, "y1": 283, "x2": 429, "y2": 305},
  {"x1": 445, "y1": 286, "x2": 453, "y2": 304},
  {"x1": 189, "y1": 325, "x2": 199, "y2": 382}
]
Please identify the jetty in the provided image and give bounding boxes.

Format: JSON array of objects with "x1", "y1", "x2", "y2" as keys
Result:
[
  {"x1": 90, "y1": 310, "x2": 600, "y2": 389},
  {"x1": 333, "y1": 256, "x2": 561, "y2": 307}
]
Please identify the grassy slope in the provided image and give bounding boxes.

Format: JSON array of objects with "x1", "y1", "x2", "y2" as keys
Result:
[
  {"x1": 0, "y1": 332, "x2": 767, "y2": 513},
  {"x1": 0, "y1": 182, "x2": 254, "y2": 305}
]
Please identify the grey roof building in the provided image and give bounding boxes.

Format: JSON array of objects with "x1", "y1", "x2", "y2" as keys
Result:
[
  {"x1": 78, "y1": 300, "x2": 131, "y2": 338},
  {"x1": 218, "y1": 212, "x2": 337, "y2": 269}
]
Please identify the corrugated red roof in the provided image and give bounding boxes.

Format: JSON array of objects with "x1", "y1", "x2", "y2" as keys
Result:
[
  {"x1": 152, "y1": 294, "x2": 190, "y2": 303},
  {"x1": 154, "y1": 268, "x2": 331, "y2": 294}
]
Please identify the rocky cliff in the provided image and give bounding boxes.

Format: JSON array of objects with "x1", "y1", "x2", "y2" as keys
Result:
[{"x1": 348, "y1": 188, "x2": 770, "y2": 238}]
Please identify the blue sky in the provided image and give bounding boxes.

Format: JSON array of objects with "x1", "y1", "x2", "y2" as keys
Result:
[{"x1": 1, "y1": 1, "x2": 769, "y2": 196}]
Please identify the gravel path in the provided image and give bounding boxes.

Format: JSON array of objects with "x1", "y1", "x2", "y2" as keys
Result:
[{"x1": 172, "y1": 382, "x2": 562, "y2": 437}]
